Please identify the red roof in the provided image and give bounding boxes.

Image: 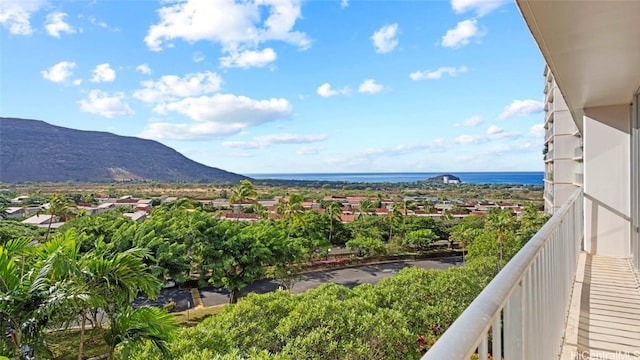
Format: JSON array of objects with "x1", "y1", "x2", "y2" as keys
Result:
[{"x1": 340, "y1": 214, "x2": 356, "y2": 222}]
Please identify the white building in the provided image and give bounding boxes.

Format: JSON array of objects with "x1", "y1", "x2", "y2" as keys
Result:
[{"x1": 543, "y1": 67, "x2": 583, "y2": 214}]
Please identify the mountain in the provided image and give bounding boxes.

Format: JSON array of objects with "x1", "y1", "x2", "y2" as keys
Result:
[{"x1": 0, "y1": 118, "x2": 249, "y2": 183}]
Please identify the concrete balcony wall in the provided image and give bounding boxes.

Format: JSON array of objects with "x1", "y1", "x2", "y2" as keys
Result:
[
  {"x1": 553, "y1": 159, "x2": 579, "y2": 184},
  {"x1": 554, "y1": 111, "x2": 577, "y2": 134},
  {"x1": 552, "y1": 135, "x2": 579, "y2": 159},
  {"x1": 553, "y1": 184, "x2": 578, "y2": 211},
  {"x1": 553, "y1": 87, "x2": 568, "y2": 110},
  {"x1": 583, "y1": 104, "x2": 631, "y2": 257}
]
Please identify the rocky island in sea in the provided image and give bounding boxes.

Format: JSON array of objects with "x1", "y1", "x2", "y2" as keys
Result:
[{"x1": 425, "y1": 174, "x2": 461, "y2": 184}]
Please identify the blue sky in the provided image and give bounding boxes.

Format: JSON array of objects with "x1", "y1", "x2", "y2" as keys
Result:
[{"x1": 0, "y1": 0, "x2": 546, "y2": 175}]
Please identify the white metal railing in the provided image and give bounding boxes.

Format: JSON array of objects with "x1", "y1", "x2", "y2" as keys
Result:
[
  {"x1": 545, "y1": 125, "x2": 554, "y2": 141},
  {"x1": 545, "y1": 149, "x2": 554, "y2": 162},
  {"x1": 632, "y1": 91, "x2": 639, "y2": 276},
  {"x1": 422, "y1": 189, "x2": 583, "y2": 360},
  {"x1": 574, "y1": 146, "x2": 583, "y2": 159}
]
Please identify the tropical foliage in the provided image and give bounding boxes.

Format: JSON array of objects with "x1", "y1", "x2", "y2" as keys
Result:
[{"x1": 0, "y1": 181, "x2": 548, "y2": 359}]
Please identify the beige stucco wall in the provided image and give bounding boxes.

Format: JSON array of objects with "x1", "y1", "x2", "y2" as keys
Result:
[{"x1": 583, "y1": 104, "x2": 631, "y2": 257}]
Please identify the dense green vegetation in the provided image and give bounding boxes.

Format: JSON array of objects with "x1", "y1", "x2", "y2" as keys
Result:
[
  {"x1": 124, "y1": 204, "x2": 546, "y2": 359},
  {"x1": 0, "y1": 181, "x2": 547, "y2": 359}
]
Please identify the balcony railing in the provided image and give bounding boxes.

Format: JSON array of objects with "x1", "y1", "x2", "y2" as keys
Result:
[
  {"x1": 422, "y1": 189, "x2": 583, "y2": 360},
  {"x1": 574, "y1": 146, "x2": 583, "y2": 159},
  {"x1": 545, "y1": 125, "x2": 554, "y2": 141},
  {"x1": 545, "y1": 149, "x2": 554, "y2": 162}
]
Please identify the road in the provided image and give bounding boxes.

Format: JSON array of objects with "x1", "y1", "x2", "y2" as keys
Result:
[{"x1": 197, "y1": 257, "x2": 461, "y2": 307}]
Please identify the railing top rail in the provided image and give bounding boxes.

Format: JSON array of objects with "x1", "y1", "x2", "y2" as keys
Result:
[{"x1": 422, "y1": 189, "x2": 582, "y2": 359}]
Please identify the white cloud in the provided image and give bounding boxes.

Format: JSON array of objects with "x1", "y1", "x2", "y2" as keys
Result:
[
  {"x1": 484, "y1": 144, "x2": 513, "y2": 155},
  {"x1": 499, "y1": 99, "x2": 544, "y2": 120},
  {"x1": 317, "y1": 83, "x2": 349, "y2": 98},
  {"x1": 144, "y1": 0, "x2": 310, "y2": 69},
  {"x1": 193, "y1": 51, "x2": 205, "y2": 63},
  {"x1": 79, "y1": 90, "x2": 134, "y2": 118},
  {"x1": 0, "y1": 0, "x2": 44, "y2": 35},
  {"x1": 456, "y1": 115, "x2": 484, "y2": 127},
  {"x1": 455, "y1": 134, "x2": 476, "y2": 144},
  {"x1": 358, "y1": 79, "x2": 384, "y2": 94},
  {"x1": 340, "y1": 0, "x2": 349, "y2": 8},
  {"x1": 41, "y1": 61, "x2": 76, "y2": 83},
  {"x1": 141, "y1": 122, "x2": 244, "y2": 140},
  {"x1": 133, "y1": 71, "x2": 222, "y2": 103},
  {"x1": 87, "y1": 16, "x2": 119, "y2": 31},
  {"x1": 451, "y1": 0, "x2": 510, "y2": 17},
  {"x1": 90, "y1": 63, "x2": 116, "y2": 83},
  {"x1": 141, "y1": 94, "x2": 293, "y2": 140},
  {"x1": 519, "y1": 124, "x2": 546, "y2": 151},
  {"x1": 371, "y1": 23, "x2": 399, "y2": 54},
  {"x1": 136, "y1": 64, "x2": 152, "y2": 75},
  {"x1": 410, "y1": 66, "x2": 468, "y2": 80},
  {"x1": 441, "y1": 19, "x2": 483, "y2": 48},
  {"x1": 256, "y1": 133, "x2": 328, "y2": 144},
  {"x1": 219, "y1": 48, "x2": 277, "y2": 69},
  {"x1": 390, "y1": 141, "x2": 447, "y2": 155},
  {"x1": 370, "y1": 140, "x2": 447, "y2": 157},
  {"x1": 72, "y1": 79, "x2": 82, "y2": 86},
  {"x1": 456, "y1": 125, "x2": 520, "y2": 144},
  {"x1": 528, "y1": 123, "x2": 545, "y2": 138},
  {"x1": 298, "y1": 146, "x2": 324, "y2": 155},
  {"x1": 45, "y1": 12, "x2": 75, "y2": 38},
  {"x1": 221, "y1": 141, "x2": 264, "y2": 150},
  {"x1": 486, "y1": 125, "x2": 502, "y2": 134},
  {"x1": 223, "y1": 133, "x2": 328, "y2": 149}
]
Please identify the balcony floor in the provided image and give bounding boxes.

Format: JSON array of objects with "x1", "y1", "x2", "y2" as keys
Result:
[{"x1": 561, "y1": 253, "x2": 640, "y2": 359}]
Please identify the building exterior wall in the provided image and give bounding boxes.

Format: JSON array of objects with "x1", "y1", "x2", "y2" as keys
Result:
[
  {"x1": 583, "y1": 104, "x2": 631, "y2": 257},
  {"x1": 543, "y1": 66, "x2": 583, "y2": 214}
]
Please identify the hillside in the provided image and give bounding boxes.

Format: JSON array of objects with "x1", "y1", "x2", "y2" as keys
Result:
[{"x1": 0, "y1": 118, "x2": 249, "y2": 183}]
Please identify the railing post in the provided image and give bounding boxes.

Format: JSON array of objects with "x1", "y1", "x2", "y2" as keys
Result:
[
  {"x1": 492, "y1": 315, "x2": 501, "y2": 360},
  {"x1": 504, "y1": 283, "x2": 523, "y2": 359},
  {"x1": 478, "y1": 334, "x2": 488, "y2": 360}
]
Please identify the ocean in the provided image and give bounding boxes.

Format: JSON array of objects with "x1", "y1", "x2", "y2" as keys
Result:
[{"x1": 246, "y1": 172, "x2": 544, "y2": 185}]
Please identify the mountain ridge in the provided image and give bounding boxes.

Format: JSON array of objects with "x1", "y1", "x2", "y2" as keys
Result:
[{"x1": 0, "y1": 117, "x2": 249, "y2": 183}]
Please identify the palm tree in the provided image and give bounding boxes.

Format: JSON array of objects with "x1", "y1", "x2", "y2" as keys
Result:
[
  {"x1": 355, "y1": 199, "x2": 374, "y2": 236},
  {"x1": 388, "y1": 202, "x2": 403, "y2": 239},
  {"x1": 229, "y1": 180, "x2": 257, "y2": 220},
  {"x1": 325, "y1": 201, "x2": 342, "y2": 245},
  {"x1": 38, "y1": 230, "x2": 162, "y2": 360},
  {"x1": 402, "y1": 199, "x2": 416, "y2": 230},
  {"x1": 276, "y1": 194, "x2": 305, "y2": 238},
  {"x1": 486, "y1": 209, "x2": 514, "y2": 269},
  {"x1": 358, "y1": 199, "x2": 374, "y2": 219},
  {"x1": 252, "y1": 202, "x2": 270, "y2": 221},
  {"x1": 41, "y1": 194, "x2": 77, "y2": 241},
  {"x1": 0, "y1": 237, "x2": 82, "y2": 358},
  {"x1": 75, "y1": 244, "x2": 162, "y2": 360},
  {"x1": 104, "y1": 305, "x2": 175, "y2": 360}
]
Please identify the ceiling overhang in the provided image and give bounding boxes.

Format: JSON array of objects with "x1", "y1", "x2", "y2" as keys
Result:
[{"x1": 517, "y1": 0, "x2": 640, "y2": 128}]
